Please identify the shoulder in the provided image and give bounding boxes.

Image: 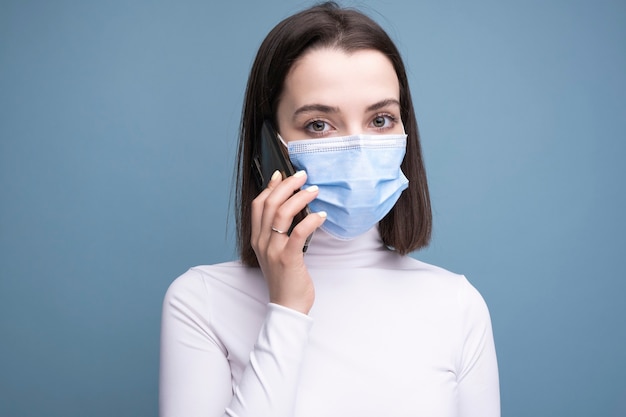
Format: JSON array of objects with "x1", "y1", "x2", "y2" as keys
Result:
[
  {"x1": 397, "y1": 256, "x2": 491, "y2": 313},
  {"x1": 402, "y1": 259, "x2": 495, "y2": 357},
  {"x1": 163, "y1": 261, "x2": 269, "y2": 314},
  {"x1": 164, "y1": 261, "x2": 266, "y2": 296},
  {"x1": 394, "y1": 255, "x2": 466, "y2": 286}
]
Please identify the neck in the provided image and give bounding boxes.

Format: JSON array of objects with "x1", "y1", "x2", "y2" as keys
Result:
[{"x1": 304, "y1": 226, "x2": 399, "y2": 269}]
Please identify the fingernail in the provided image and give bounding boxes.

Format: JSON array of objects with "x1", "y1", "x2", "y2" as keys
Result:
[
  {"x1": 270, "y1": 170, "x2": 281, "y2": 181},
  {"x1": 305, "y1": 185, "x2": 318, "y2": 192},
  {"x1": 317, "y1": 211, "x2": 327, "y2": 218},
  {"x1": 294, "y1": 170, "x2": 306, "y2": 178}
]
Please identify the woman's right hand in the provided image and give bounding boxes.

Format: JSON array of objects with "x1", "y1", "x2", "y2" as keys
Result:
[{"x1": 250, "y1": 170, "x2": 326, "y2": 315}]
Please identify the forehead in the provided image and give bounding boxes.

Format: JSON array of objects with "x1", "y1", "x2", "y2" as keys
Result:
[{"x1": 280, "y1": 48, "x2": 400, "y2": 107}]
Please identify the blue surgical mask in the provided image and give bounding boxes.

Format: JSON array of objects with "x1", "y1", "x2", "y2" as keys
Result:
[{"x1": 280, "y1": 133, "x2": 409, "y2": 240}]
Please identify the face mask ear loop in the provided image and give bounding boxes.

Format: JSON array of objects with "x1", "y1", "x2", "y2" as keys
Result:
[
  {"x1": 276, "y1": 133, "x2": 293, "y2": 162},
  {"x1": 277, "y1": 133, "x2": 289, "y2": 148}
]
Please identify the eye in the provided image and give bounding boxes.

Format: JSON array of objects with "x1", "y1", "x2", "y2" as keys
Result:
[
  {"x1": 305, "y1": 120, "x2": 332, "y2": 134},
  {"x1": 370, "y1": 114, "x2": 397, "y2": 130}
]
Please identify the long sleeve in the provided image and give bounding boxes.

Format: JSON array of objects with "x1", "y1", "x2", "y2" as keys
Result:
[
  {"x1": 456, "y1": 277, "x2": 501, "y2": 417},
  {"x1": 159, "y1": 228, "x2": 500, "y2": 416},
  {"x1": 159, "y1": 269, "x2": 313, "y2": 417},
  {"x1": 226, "y1": 304, "x2": 313, "y2": 416}
]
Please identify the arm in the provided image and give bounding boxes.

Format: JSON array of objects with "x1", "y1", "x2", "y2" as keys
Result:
[
  {"x1": 160, "y1": 172, "x2": 325, "y2": 417},
  {"x1": 457, "y1": 278, "x2": 501, "y2": 417},
  {"x1": 227, "y1": 303, "x2": 313, "y2": 416},
  {"x1": 159, "y1": 271, "x2": 232, "y2": 417},
  {"x1": 159, "y1": 271, "x2": 313, "y2": 417}
]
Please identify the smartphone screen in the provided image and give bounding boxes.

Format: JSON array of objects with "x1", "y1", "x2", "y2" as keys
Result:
[{"x1": 253, "y1": 120, "x2": 312, "y2": 251}]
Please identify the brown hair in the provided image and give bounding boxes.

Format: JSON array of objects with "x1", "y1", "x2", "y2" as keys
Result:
[{"x1": 236, "y1": 1, "x2": 431, "y2": 266}]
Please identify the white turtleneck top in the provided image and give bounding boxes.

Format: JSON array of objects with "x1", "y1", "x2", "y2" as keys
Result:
[{"x1": 159, "y1": 227, "x2": 500, "y2": 417}]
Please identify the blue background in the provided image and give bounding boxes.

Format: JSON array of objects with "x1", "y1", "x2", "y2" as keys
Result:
[{"x1": 1, "y1": 0, "x2": 624, "y2": 416}]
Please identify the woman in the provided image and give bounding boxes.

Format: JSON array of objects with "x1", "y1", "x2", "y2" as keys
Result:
[{"x1": 160, "y1": 3, "x2": 500, "y2": 416}]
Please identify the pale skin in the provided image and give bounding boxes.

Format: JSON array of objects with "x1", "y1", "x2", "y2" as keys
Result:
[{"x1": 250, "y1": 47, "x2": 404, "y2": 314}]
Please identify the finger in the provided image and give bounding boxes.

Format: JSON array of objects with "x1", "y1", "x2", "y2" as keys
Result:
[
  {"x1": 259, "y1": 170, "x2": 308, "y2": 236},
  {"x1": 269, "y1": 184, "x2": 319, "y2": 240},
  {"x1": 251, "y1": 170, "x2": 282, "y2": 243},
  {"x1": 283, "y1": 210, "x2": 327, "y2": 254}
]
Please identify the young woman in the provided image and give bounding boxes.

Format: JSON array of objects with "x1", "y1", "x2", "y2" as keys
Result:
[{"x1": 160, "y1": 3, "x2": 499, "y2": 416}]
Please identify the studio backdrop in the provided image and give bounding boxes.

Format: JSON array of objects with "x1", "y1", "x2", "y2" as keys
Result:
[{"x1": 1, "y1": 1, "x2": 624, "y2": 416}]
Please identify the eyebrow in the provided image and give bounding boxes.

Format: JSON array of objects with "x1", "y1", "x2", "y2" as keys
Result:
[
  {"x1": 366, "y1": 98, "x2": 401, "y2": 112},
  {"x1": 292, "y1": 98, "x2": 401, "y2": 120},
  {"x1": 292, "y1": 104, "x2": 340, "y2": 120}
]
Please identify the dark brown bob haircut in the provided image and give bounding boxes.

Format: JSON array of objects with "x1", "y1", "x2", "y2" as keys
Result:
[{"x1": 236, "y1": 1, "x2": 432, "y2": 266}]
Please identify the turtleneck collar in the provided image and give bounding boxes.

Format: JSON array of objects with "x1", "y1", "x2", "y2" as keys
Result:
[{"x1": 303, "y1": 226, "x2": 402, "y2": 269}]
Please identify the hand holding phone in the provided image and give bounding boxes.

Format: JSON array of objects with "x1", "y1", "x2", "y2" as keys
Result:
[{"x1": 252, "y1": 121, "x2": 312, "y2": 252}]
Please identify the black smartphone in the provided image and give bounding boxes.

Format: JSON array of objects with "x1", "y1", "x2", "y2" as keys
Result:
[{"x1": 253, "y1": 120, "x2": 312, "y2": 252}]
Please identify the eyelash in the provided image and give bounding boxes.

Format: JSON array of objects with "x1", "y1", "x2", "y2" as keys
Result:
[
  {"x1": 302, "y1": 113, "x2": 399, "y2": 136},
  {"x1": 371, "y1": 113, "x2": 398, "y2": 131},
  {"x1": 304, "y1": 119, "x2": 333, "y2": 137}
]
